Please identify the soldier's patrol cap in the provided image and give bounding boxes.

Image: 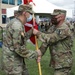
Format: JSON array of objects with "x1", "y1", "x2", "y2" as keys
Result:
[
  {"x1": 18, "y1": 4, "x2": 34, "y2": 13},
  {"x1": 51, "y1": 9, "x2": 66, "y2": 16}
]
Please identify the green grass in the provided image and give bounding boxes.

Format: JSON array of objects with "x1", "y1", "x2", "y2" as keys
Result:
[
  {"x1": 71, "y1": 39, "x2": 75, "y2": 75},
  {"x1": 0, "y1": 40, "x2": 75, "y2": 75},
  {"x1": 26, "y1": 41, "x2": 52, "y2": 75}
]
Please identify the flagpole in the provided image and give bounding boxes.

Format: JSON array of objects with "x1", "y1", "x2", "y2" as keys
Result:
[
  {"x1": 23, "y1": 0, "x2": 42, "y2": 74},
  {"x1": 35, "y1": 36, "x2": 42, "y2": 75},
  {"x1": 32, "y1": 13, "x2": 42, "y2": 75}
]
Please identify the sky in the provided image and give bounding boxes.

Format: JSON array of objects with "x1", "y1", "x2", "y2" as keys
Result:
[
  {"x1": 46, "y1": 0, "x2": 75, "y2": 17},
  {"x1": 47, "y1": 0, "x2": 74, "y2": 10}
]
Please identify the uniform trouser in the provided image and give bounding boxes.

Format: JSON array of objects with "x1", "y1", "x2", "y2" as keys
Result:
[
  {"x1": 5, "y1": 67, "x2": 29, "y2": 75},
  {"x1": 49, "y1": 49, "x2": 72, "y2": 75},
  {"x1": 54, "y1": 67, "x2": 71, "y2": 75},
  {"x1": 6, "y1": 66, "x2": 29, "y2": 75},
  {"x1": 4, "y1": 60, "x2": 29, "y2": 75},
  {"x1": 2, "y1": 45, "x2": 29, "y2": 75}
]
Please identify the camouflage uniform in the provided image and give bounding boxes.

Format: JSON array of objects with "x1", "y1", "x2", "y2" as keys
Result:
[
  {"x1": 39, "y1": 9, "x2": 73, "y2": 75},
  {"x1": 2, "y1": 5, "x2": 38, "y2": 75},
  {"x1": 66, "y1": 22, "x2": 74, "y2": 39},
  {"x1": 45, "y1": 24, "x2": 56, "y2": 66}
]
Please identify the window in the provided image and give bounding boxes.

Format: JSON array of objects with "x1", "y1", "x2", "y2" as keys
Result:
[
  {"x1": 17, "y1": 0, "x2": 22, "y2": 5},
  {"x1": 2, "y1": 9, "x2": 6, "y2": 14},
  {"x1": 2, "y1": 0, "x2": 8, "y2": 4},
  {"x1": 2, "y1": 15, "x2": 6, "y2": 24},
  {"x1": 9, "y1": 0, "x2": 15, "y2": 5}
]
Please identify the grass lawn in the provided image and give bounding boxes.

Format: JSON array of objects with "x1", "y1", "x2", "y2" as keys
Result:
[{"x1": 0, "y1": 40, "x2": 75, "y2": 75}]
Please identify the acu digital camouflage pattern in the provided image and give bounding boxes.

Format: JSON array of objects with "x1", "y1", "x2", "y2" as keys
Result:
[
  {"x1": 51, "y1": 9, "x2": 66, "y2": 16},
  {"x1": 54, "y1": 68, "x2": 71, "y2": 75},
  {"x1": 18, "y1": 4, "x2": 34, "y2": 13},
  {"x1": 39, "y1": 21, "x2": 73, "y2": 74},
  {"x1": 2, "y1": 18, "x2": 37, "y2": 75}
]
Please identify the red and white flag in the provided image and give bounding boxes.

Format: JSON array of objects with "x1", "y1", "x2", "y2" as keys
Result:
[
  {"x1": 22, "y1": 0, "x2": 37, "y2": 44},
  {"x1": 24, "y1": 18, "x2": 38, "y2": 45},
  {"x1": 22, "y1": 0, "x2": 36, "y2": 5}
]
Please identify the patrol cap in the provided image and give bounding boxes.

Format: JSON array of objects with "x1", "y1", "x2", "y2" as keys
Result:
[
  {"x1": 51, "y1": 9, "x2": 66, "y2": 16},
  {"x1": 18, "y1": 4, "x2": 34, "y2": 13}
]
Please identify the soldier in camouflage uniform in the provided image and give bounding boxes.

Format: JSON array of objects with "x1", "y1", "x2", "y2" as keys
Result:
[
  {"x1": 2, "y1": 4, "x2": 41, "y2": 75},
  {"x1": 37, "y1": 9, "x2": 73, "y2": 75}
]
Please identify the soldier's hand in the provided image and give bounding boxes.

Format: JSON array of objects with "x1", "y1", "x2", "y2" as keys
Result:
[
  {"x1": 36, "y1": 50, "x2": 42, "y2": 56},
  {"x1": 33, "y1": 29, "x2": 39, "y2": 35},
  {"x1": 35, "y1": 50, "x2": 42, "y2": 62},
  {"x1": 37, "y1": 56, "x2": 41, "y2": 63}
]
